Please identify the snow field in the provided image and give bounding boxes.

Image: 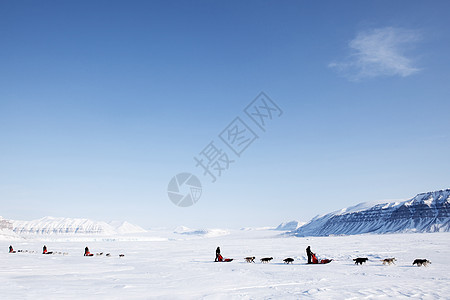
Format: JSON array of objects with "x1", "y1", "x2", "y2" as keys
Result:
[{"x1": 1, "y1": 230, "x2": 449, "y2": 299}]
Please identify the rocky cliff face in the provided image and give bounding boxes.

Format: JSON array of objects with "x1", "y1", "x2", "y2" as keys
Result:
[{"x1": 293, "y1": 189, "x2": 450, "y2": 237}]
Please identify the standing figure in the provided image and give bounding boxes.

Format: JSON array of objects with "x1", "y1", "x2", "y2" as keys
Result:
[
  {"x1": 215, "y1": 246, "x2": 221, "y2": 262},
  {"x1": 9, "y1": 245, "x2": 14, "y2": 253},
  {"x1": 84, "y1": 246, "x2": 90, "y2": 256},
  {"x1": 306, "y1": 246, "x2": 313, "y2": 264}
]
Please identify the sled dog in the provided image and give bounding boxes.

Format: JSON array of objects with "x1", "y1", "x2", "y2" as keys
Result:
[
  {"x1": 381, "y1": 258, "x2": 396, "y2": 265},
  {"x1": 353, "y1": 257, "x2": 369, "y2": 265},
  {"x1": 283, "y1": 258, "x2": 294, "y2": 264},
  {"x1": 260, "y1": 257, "x2": 273, "y2": 263},
  {"x1": 245, "y1": 256, "x2": 255, "y2": 263},
  {"x1": 412, "y1": 259, "x2": 431, "y2": 267}
]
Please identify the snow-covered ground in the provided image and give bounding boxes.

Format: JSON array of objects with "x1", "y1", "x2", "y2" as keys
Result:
[{"x1": 1, "y1": 229, "x2": 449, "y2": 299}]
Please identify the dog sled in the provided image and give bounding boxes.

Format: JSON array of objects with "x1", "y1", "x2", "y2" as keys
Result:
[
  {"x1": 216, "y1": 254, "x2": 233, "y2": 262},
  {"x1": 311, "y1": 253, "x2": 332, "y2": 264},
  {"x1": 84, "y1": 247, "x2": 94, "y2": 256}
]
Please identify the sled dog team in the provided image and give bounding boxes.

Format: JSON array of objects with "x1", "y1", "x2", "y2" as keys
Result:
[
  {"x1": 7, "y1": 244, "x2": 431, "y2": 266},
  {"x1": 8, "y1": 245, "x2": 124, "y2": 257},
  {"x1": 353, "y1": 257, "x2": 431, "y2": 267},
  {"x1": 216, "y1": 246, "x2": 432, "y2": 267}
]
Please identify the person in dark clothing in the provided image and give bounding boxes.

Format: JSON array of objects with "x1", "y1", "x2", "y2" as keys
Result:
[
  {"x1": 306, "y1": 246, "x2": 313, "y2": 264},
  {"x1": 42, "y1": 245, "x2": 53, "y2": 254},
  {"x1": 215, "y1": 246, "x2": 221, "y2": 262},
  {"x1": 84, "y1": 246, "x2": 90, "y2": 256},
  {"x1": 9, "y1": 245, "x2": 15, "y2": 253}
]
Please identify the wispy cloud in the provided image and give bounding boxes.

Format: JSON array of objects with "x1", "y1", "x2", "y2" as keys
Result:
[{"x1": 329, "y1": 27, "x2": 422, "y2": 81}]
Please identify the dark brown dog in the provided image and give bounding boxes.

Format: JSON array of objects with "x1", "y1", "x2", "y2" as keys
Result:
[
  {"x1": 412, "y1": 259, "x2": 431, "y2": 267},
  {"x1": 260, "y1": 257, "x2": 273, "y2": 263},
  {"x1": 283, "y1": 258, "x2": 294, "y2": 264},
  {"x1": 353, "y1": 257, "x2": 368, "y2": 265}
]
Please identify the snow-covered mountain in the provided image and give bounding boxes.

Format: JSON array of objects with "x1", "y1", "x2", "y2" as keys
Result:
[
  {"x1": 108, "y1": 221, "x2": 147, "y2": 234},
  {"x1": 0, "y1": 217, "x2": 20, "y2": 241},
  {"x1": 174, "y1": 226, "x2": 230, "y2": 237},
  {"x1": 0, "y1": 217, "x2": 13, "y2": 230},
  {"x1": 275, "y1": 220, "x2": 305, "y2": 231},
  {"x1": 293, "y1": 189, "x2": 450, "y2": 237},
  {"x1": 11, "y1": 217, "x2": 146, "y2": 235}
]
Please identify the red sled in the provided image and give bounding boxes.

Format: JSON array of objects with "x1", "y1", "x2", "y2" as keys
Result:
[
  {"x1": 311, "y1": 253, "x2": 332, "y2": 264},
  {"x1": 216, "y1": 254, "x2": 233, "y2": 262}
]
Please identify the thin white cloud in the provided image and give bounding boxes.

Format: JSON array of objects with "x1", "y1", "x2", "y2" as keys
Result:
[{"x1": 329, "y1": 27, "x2": 422, "y2": 81}]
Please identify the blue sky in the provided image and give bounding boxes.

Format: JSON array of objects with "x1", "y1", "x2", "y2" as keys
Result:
[{"x1": 1, "y1": 0, "x2": 449, "y2": 228}]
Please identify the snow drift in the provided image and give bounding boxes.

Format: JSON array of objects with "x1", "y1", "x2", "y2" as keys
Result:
[{"x1": 293, "y1": 189, "x2": 450, "y2": 237}]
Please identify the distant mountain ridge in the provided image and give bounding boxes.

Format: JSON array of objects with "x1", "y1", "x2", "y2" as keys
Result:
[
  {"x1": 9, "y1": 216, "x2": 146, "y2": 235},
  {"x1": 275, "y1": 220, "x2": 305, "y2": 231},
  {"x1": 173, "y1": 226, "x2": 230, "y2": 237},
  {"x1": 0, "y1": 217, "x2": 13, "y2": 230},
  {"x1": 293, "y1": 189, "x2": 450, "y2": 237}
]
